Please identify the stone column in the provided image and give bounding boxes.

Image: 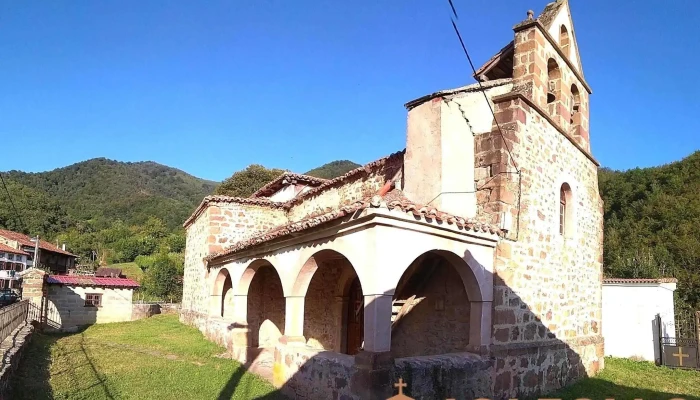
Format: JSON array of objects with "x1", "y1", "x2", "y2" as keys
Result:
[
  {"x1": 352, "y1": 293, "x2": 394, "y2": 400},
  {"x1": 280, "y1": 296, "x2": 306, "y2": 346}
]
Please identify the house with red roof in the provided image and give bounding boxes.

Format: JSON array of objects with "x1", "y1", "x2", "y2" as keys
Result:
[
  {"x1": 0, "y1": 243, "x2": 29, "y2": 290},
  {"x1": 21, "y1": 268, "x2": 140, "y2": 332},
  {"x1": 0, "y1": 229, "x2": 77, "y2": 275}
]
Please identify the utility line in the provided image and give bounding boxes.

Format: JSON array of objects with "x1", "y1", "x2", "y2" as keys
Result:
[
  {"x1": 0, "y1": 172, "x2": 26, "y2": 231},
  {"x1": 446, "y1": 1, "x2": 520, "y2": 174}
]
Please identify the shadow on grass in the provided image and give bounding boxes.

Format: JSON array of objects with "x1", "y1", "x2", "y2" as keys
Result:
[{"x1": 7, "y1": 332, "x2": 58, "y2": 400}]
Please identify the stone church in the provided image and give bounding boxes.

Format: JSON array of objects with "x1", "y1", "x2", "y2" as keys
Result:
[{"x1": 181, "y1": 1, "x2": 604, "y2": 398}]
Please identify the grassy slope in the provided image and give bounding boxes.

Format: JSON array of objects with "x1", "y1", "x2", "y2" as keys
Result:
[{"x1": 10, "y1": 315, "x2": 282, "y2": 400}]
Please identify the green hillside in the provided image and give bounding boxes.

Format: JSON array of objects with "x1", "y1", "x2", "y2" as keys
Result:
[
  {"x1": 600, "y1": 151, "x2": 700, "y2": 310},
  {"x1": 304, "y1": 160, "x2": 361, "y2": 179},
  {"x1": 3, "y1": 158, "x2": 217, "y2": 232}
]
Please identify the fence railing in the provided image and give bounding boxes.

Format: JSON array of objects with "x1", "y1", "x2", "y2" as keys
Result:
[{"x1": 0, "y1": 300, "x2": 29, "y2": 344}]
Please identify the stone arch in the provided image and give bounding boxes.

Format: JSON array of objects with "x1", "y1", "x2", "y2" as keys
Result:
[
  {"x1": 210, "y1": 267, "x2": 232, "y2": 318},
  {"x1": 294, "y1": 249, "x2": 365, "y2": 355},
  {"x1": 560, "y1": 25, "x2": 570, "y2": 56},
  {"x1": 236, "y1": 258, "x2": 284, "y2": 295},
  {"x1": 242, "y1": 259, "x2": 285, "y2": 348},
  {"x1": 570, "y1": 84, "x2": 581, "y2": 127},
  {"x1": 390, "y1": 249, "x2": 485, "y2": 358},
  {"x1": 547, "y1": 58, "x2": 561, "y2": 104}
]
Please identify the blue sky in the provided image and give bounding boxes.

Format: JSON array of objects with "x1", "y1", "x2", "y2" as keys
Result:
[{"x1": 1, "y1": 1, "x2": 698, "y2": 181}]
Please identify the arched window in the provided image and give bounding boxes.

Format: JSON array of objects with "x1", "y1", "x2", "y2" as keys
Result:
[
  {"x1": 570, "y1": 84, "x2": 581, "y2": 125},
  {"x1": 547, "y1": 58, "x2": 561, "y2": 104},
  {"x1": 560, "y1": 25, "x2": 570, "y2": 56},
  {"x1": 559, "y1": 183, "x2": 573, "y2": 237}
]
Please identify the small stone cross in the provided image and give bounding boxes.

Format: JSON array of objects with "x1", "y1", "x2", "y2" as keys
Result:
[{"x1": 394, "y1": 378, "x2": 407, "y2": 395}]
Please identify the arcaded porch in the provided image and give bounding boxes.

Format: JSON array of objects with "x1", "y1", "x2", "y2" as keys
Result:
[{"x1": 203, "y1": 207, "x2": 499, "y2": 396}]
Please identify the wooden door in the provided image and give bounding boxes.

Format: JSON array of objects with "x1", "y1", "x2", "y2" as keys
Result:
[{"x1": 346, "y1": 277, "x2": 364, "y2": 355}]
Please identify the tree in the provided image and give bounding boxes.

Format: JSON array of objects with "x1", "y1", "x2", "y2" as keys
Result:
[
  {"x1": 141, "y1": 252, "x2": 183, "y2": 301},
  {"x1": 304, "y1": 160, "x2": 360, "y2": 179},
  {"x1": 214, "y1": 164, "x2": 286, "y2": 197}
]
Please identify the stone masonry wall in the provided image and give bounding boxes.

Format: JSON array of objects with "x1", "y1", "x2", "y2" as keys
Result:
[
  {"x1": 247, "y1": 266, "x2": 285, "y2": 348},
  {"x1": 182, "y1": 208, "x2": 211, "y2": 320},
  {"x1": 44, "y1": 285, "x2": 134, "y2": 331},
  {"x1": 391, "y1": 263, "x2": 471, "y2": 359},
  {"x1": 477, "y1": 91, "x2": 603, "y2": 397},
  {"x1": 303, "y1": 259, "x2": 347, "y2": 351},
  {"x1": 181, "y1": 202, "x2": 288, "y2": 326},
  {"x1": 0, "y1": 322, "x2": 34, "y2": 398},
  {"x1": 286, "y1": 154, "x2": 403, "y2": 222}
]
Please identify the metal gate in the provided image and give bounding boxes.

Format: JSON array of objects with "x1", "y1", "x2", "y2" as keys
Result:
[{"x1": 657, "y1": 310, "x2": 700, "y2": 369}]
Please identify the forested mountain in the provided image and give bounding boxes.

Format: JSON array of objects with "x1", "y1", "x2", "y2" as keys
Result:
[
  {"x1": 600, "y1": 151, "x2": 700, "y2": 311},
  {"x1": 304, "y1": 160, "x2": 361, "y2": 179},
  {"x1": 2, "y1": 158, "x2": 216, "y2": 233}
]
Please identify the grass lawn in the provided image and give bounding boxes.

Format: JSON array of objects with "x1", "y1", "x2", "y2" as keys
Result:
[
  {"x1": 9, "y1": 315, "x2": 283, "y2": 400},
  {"x1": 549, "y1": 358, "x2": 700, "y2": 400},
  {"x1": 9, "y1": 315, "x2": 700, "y2": 400}
]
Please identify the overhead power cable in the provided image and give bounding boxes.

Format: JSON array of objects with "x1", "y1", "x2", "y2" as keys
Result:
[
  {"x1": 0, "y1": 172, "x2": 26, "y2": 231},
  {"x1": 446, "y1": 0, "x2": 520, "y2": 173}
]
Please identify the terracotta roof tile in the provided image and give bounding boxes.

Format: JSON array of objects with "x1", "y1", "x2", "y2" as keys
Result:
[
  {"x1": 0, "y1": 243, "x2": 29, "y2": 256},
  {"x1": 184, "y1": 150, "x2": 405, "y2": 228},
  {"x1": 206, "y1": 188, "x2": 501, "y2": 263},
  {"x1": 47, "y1": 275, "x2": 140, "y2": 288},
  {"x1": 0, "y1": 229, "x2": 76, "y2": 257},
  {"x1": 250, "y1": 173, "x2": 328, "y2": 198},
  {"x1": 603, "y1": 278, "x2": 678, "y2": 284}
]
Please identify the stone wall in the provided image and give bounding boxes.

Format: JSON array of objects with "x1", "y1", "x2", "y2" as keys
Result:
[
  {"x1": 391, "y1": 263, "x2": 471, "y2": 358},
  {"x1": 247, "y1": 266, "x2": 285, "y2": 347},
  {"x1": 303, "y1": 260, "x2": 347, "y2": 351},
  {"x1": 476, "y1": 92, "x2": 603, "y2": 396},
  {"x1": 286, "y1": 153, "x2": 403, "y2": 222},
  {"x1": 182, "y1": 201, "x2": 288, "y2": 323},
  {"x1": 393, "y1": 353, "x2": 492, "y2": 399},
  {"x1": 0, "y1": 322, "x2": 33, "y2": 398},
  {"x1": 44, "y1": 285, "x2": 134, "y2": 331},
  {"x1": 273, "y1": 345, "x2": 357, "y2": 400}
]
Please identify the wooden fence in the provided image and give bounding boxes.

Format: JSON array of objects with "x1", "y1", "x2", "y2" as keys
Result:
[{"x1": 0, "y1": 300, "x2": 29, "y2": 344}]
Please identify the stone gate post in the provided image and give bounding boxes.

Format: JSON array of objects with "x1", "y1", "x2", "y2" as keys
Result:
[{"x1": 20, "y1": 268, "x2": 47, "y2": 327}]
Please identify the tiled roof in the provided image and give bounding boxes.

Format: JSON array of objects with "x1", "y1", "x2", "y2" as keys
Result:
[
  {"x1": 0, "y1": 229, "x2": 76, "y2": 257},
  {"x1": 206, "y1": 188, "x2": 501, "y2": 263},
  {"x1": 283, "y1": 150, "x2": 405, "y2": 208},
  {"x1": 250, "y1": 173, "x2": 328, "y2": 198},
  {"x1": 0, "y1": 243, "x2": 30, "y2": 256},
  {"x1": 47, "y1": 275, "x2": 140, "y2": 288},
  {"x1": 603, "y1": 278, "x2": 678, "y2": 284},
  {"x1": 184, "y1": 150, "x2": 405, "y2": 228}
]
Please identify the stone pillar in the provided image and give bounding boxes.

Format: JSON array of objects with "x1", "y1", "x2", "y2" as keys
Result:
[
  {"x1": 334, "y1": 296, "x2": 348, "y2": 353},
  {"x1": 351, "y1": 293, "x2": 394, "y2": 400},
  {"x1": 280, "y1": 296, "x2": 306, "y2": 346},
  {"x1": 21, "y1": 268, "x2": 46, "y2": 327}
]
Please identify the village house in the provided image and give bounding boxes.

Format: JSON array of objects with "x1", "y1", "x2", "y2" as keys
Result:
[
  {"x1": 181, "y1": 0, "x2": 604, "y2": 398},
  {"x1": 0, "y1": 243, "x2": 29, "y2": 290},
  {"x1": 0, "y1": 229, "x2": 77, "y2": 275},
  {"x1": 21, "y1": 269, "x2": 140, "y2": 332}
]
